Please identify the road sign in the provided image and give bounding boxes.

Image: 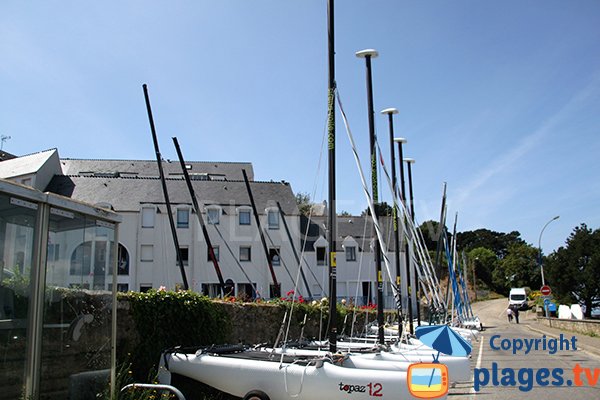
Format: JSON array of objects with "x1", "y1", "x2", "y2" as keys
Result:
[
  {"x1": 544, "y1": 299, "x2": 550, "y2": 307},
  {"x1": 540, "y1": 285, "x2": 551, "y2": 296}
]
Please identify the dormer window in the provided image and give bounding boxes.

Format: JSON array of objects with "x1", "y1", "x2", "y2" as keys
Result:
[
  {"x1": 267, "y1": 209, "x2": 279, "y2": 230},
  {"x1": 237, "y1": 207, "x2": 252, "y2": 226},
  {"x1": 206, "y1": 206, "x2": 220, "y2": 225},
  {"x1": 177, "y1": 209, "x2": 189, "y2": 228}
]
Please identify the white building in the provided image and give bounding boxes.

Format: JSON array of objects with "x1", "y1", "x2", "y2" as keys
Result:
[{"x1": 1, "y1": 149, "x2": 410, "y2": 307}]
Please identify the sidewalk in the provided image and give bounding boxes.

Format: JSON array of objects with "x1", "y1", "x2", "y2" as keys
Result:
[{"x1": 524, "y1": 315, "x2": 600, "y2": 359}]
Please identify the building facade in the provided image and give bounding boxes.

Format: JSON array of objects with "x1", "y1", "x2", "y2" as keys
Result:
[{"x1": 1, "y1": 149, "x2": 411, "y2": 306}]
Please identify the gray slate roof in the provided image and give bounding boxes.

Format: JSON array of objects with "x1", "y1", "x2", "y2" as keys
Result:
[
  {"x1": 60, "y1": 158, "x2": 254, "y2": 181},
  {"x1": 0, "y1": 149, "x2": 57, "y2": 178},
  {"x1": 301, "y1": 215, "x2": 398, "y2": 252},
  {"x1": 45, "y1": 175, "x2": 299, "y2": 215}
]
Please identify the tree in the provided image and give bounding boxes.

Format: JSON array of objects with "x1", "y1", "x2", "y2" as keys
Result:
[
  {"x1": 545, "y1": 224, "x2": 600, "y2": 318},
  {"x1": 457, "y1": 229, "x2": 525, "y2": 259},
  {"x1": 467, "y1": 247, "x2": 497, "y2": 289},
  {"x1": 338, "y1": 210, "x2": 352, "y2": 217},
  {"x1": 492, "y1": 242, "x2": 540, "y2": 295},
  {"x1": 361, "y1": 202, "x2": 394, "y2": 217},
  {"x1": 295, "y1": 192, "x2": 313, "y2": 216},
  {"x1": 418, "y1": 220, "x2": 446, "y2": 252}
]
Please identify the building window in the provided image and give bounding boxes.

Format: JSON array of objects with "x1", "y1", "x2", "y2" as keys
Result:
[
  {"x1": 177, "y1": 247, "x2": 189, "y2": 266},
  {"x1": 117, "y1": 283, "x2": 129, "y2": 292},
  {"x1": 207, "y1": 246, "x2": 220, "y2": 262},
  {"x1": 47, "y1": 243, "x2": 60, "y2": 262},
  {"x1": 141, "y1": 207, "x2": 155, "y2": 228},
  {"x1": 118, "y1": 244, "x2": 129, "y2": 275},
  {"x1": 268, "y1": 210, "x2": 279, "y2": 230},
  {"x1": 239, "y1": 246, "x2": 251, "y2": 262},
  {"x1": 140, "y1": 245, "x2": 153, "y2": 262},
  {"x1": 239, "y1": 210, "x2": 251, "y2": 225},
  {"x1": 269, "y1": 248, "x2": 281, "y2": 266},
  {"x1": 270, "y1": 283, "x2": 281, "y2": 298},
  {"x1": 177, "y1": 209, "x2": 189, "y2": 228},
  {"x1": 345, "y1": 246, "x2": 357, "y2": 262},
  {"x1": 140, "y1": 284, "x2": 152, "y2": 292},
  {"x1": 316, "y1": 247, "x2": 326, "y2": 266},
  {"x1": 207, "y1": 208, "x2": 220, "y2": 225}
]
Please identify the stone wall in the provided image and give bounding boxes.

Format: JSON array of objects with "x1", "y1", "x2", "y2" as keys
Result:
[
  {"x1": 116, "y1": 299, "x2": 384, "y2": 364},
  {"x1": 537, "y1": 317, "x2": 600, "y2": 336}
]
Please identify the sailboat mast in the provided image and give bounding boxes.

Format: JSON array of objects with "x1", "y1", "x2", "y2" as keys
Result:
[
  {"x1": 142, "y1": 84, "x2": 189, "y2": 290},
  {"x1": 406, "y1": 158, "x2": 420, "y2": 326},
  {"x1": 383, "y1": 109, "x2": 403, "y2": 339},
  {"x1": 356, "y1": 48, "x2": 384, "y2": 345},
  {"x1": 326, "y1": 0, "x2": 338, "y2": 354},
  {"x1": 172, "y1": 137, "x2": 226, "y2": 296},
  {"x1": 276, "y1": 201, "x2": 313, "y2": 299},
  {"x1": 242, "y1": 169, "x2": 280, "y2": 298}
]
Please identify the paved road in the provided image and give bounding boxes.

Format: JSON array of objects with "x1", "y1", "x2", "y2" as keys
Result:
[{"x1": 449, "y1": 298, "x2": 600, "y2": 399}]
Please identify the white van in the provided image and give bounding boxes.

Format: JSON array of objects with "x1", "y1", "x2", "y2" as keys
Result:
[{"x1": 509, "y1": 288, "x2": 528, "y2": 310}]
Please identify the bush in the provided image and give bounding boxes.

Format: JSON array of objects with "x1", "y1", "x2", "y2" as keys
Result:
[{"x1": 120, "y1": 290, "x2": 231, "y2": 379}]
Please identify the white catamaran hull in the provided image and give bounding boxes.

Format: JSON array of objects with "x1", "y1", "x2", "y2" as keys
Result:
[
  {"x1": 160, "y1": 351, "x2": 443, "y2": 400},
  {"x1": 265, "y1": 347, "x2": 470, "y2": 383}
]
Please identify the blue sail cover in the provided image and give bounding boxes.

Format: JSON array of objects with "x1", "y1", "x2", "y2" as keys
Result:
[{"x1": 415, "y1": 325, "x2": 472, "y2": 357}]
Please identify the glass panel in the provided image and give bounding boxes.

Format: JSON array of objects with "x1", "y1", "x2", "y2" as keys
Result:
[
  {"x1": 141, "y1": 207, "x2": 154, "y2": 228},
  {"x1": 207, "y1": 209, "x2": 219, "y2": 225},
  {"x1": 239, "y1": 246, "x2": 251, "y2": 261},
  {"x1": 316, "y1": 247, "x2": 326, "y2": 266},
  {"x1": 268, "y1": 211, "x2": 279, "y2": 229},
  {"x1": 40, "y1": 209, "x2": 116, "y2": 399},
  {"x1": 239, "y1": 210, "x2": 251, "y2": 225},
  {"x1": 177, "y1": 209, "x2": 189, "y2": 229},
  {"x1": 0, "y1": 193, "x2": 38, "y2": 399}
]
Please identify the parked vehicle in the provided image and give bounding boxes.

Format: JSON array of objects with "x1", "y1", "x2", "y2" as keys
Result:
[{"x1": 508, "y1": 288, "x2": 528, "y2": 310}]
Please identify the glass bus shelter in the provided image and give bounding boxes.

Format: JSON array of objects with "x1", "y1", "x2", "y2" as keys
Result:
[{"x1": 0, "y1": 179, "x2": 121, "y2": 399}]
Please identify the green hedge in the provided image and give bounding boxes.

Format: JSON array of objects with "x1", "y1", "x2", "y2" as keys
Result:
[{"x1": 119, "y1": 290, "x2": 231, "y2": 379}]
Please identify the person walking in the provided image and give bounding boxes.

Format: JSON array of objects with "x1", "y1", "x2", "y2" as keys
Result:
[
  {"x1": 513, "y1": 306, "x2": 520, "y2": 324},
  {"x1": 506, "y1": 307, "x2": 513, "y2": 322}
]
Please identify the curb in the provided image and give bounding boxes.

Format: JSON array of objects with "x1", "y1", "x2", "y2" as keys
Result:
[{"x1": 526, "y1": 324, "x2": 600, "y2": 360}]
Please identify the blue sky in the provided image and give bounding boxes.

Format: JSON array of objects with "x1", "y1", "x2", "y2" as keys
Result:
[{"x1": 1, "y1": 1, "x2": 599, "y2": 253}]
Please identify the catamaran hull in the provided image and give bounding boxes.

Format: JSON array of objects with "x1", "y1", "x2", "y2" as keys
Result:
[
  {"x1": 265, "y1": 348, "x2": 470, "y2": 383},
  {"x1": 160, "y1": 351, "x2": 437, "y2": 400}
]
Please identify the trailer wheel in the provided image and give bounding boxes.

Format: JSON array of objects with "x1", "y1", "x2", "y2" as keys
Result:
[{"x1": 243, "y1": 390, "x2": 270, "y2": 400}]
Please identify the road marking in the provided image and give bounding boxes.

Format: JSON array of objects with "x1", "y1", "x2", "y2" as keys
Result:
[{"x1": 470, "y1": 335, "x2": 484, "y2": 395}]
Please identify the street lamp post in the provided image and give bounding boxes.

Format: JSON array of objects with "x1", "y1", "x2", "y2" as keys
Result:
[{"x1": 538, "y1": 215, "x2": 559, "y2": 286}]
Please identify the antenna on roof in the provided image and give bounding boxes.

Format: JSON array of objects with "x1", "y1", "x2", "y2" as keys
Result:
[{"x1": 1, "y1": 135, "x2": 11, "y2": 150}]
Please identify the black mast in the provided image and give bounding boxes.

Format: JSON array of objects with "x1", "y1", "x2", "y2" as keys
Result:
[
  {"x1": 326, "y1": 0, "x2": 338, "y2": 353},
  {"x1": 382, "y1": 108, "x2": 403, "y2": 339},
  {"x1": 405, "y1": 158, "x2": 420, "y2": 326},
  {"x1": 276, "y1": 201, "x2": 313, "y2": 299},
  {"x1": 242, "y1": 169, "x2": 280, "y2": 298},
  {"x1": 172, "y1": 137, "x2": 226, "y2": 296},
  {"x1": 142, "y1": 84, "x2": 189, "y2": 290},
  {"x1": 397, "y1": 138, "x2": 413, "y2": 334},
  {"x1": 356, "y1": 48, "x2": 384, "y2": 345}
]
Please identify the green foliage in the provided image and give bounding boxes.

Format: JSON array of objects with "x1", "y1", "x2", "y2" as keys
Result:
[
  {"x1": 467, "y1": 247, "x2": 497, "y2": 290},
  {"x1": 361, "y1": 202, "x2": 394, "y2": 217},
  {"x1": 295, "y1": 192, "x2": 313, "y2": 216},
  {"x1": 492, "y1": 242, "x2": 540, "y2": 295},
  {"x1": 457, "y1": 229, "x2": 525, "y2": 259},
  {"x1": 418, "y1": 220, "x2": 446, "y2": 252},
  {"x1": 120, "y1": 290, "x2": 230, "y2": 379},
  {"x1": 545, "y1": 224, "x2": 600, "y2": 318}
]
